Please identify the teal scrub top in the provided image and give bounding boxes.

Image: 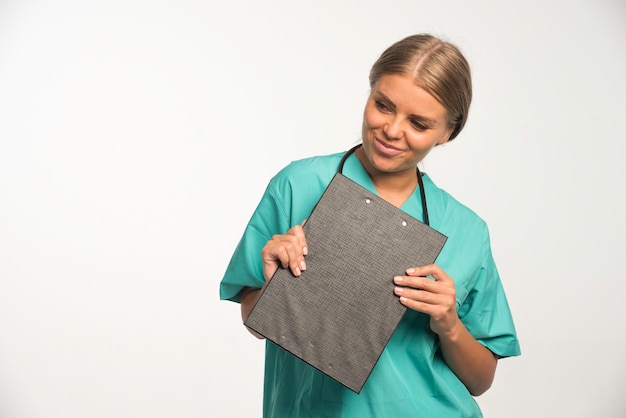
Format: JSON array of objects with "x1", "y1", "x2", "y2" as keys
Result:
[{"x1": 220, "y1": 150, "x2": 521, "y2": 418}]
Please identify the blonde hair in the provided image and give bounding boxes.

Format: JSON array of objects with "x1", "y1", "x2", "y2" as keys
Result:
[{"x1": 369, "y1": 34, "x2": 472, "y2": 140}]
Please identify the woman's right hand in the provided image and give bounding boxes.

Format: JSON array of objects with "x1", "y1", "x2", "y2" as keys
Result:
[
  {"x1": 261, "y1": 222, "x2": 308, "y2": 282},
  {"x1": 242, "y1": 222, "x2": 308, "y2": 337}
]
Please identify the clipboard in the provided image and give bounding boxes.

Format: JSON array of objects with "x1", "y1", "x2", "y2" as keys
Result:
[{"x1": 244, "y1": 172, "x2": 447, "y2": 393}]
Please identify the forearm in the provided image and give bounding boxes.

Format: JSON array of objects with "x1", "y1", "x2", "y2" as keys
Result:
[
  {"x1": 240, "y1": 286, "x2": 267, "y2": 339},
  {"x1": 439, "y1": 320, "x2": 497, "y2": 396}
]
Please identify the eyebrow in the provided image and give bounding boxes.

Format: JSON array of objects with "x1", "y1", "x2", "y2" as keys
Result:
[{"x1": 374, "y1": 91, "x2": 439, "y2": 127}]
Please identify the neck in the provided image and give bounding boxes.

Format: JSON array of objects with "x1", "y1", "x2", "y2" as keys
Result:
[{"x1": 355, "y1": 147, "x2": 418, "y2": 208}]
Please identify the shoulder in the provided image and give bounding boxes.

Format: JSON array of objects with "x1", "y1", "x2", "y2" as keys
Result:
[
  {"x1": 263, "y1": 150, "x2": 348, "y2": 221},
  {"x1": 422, "y1": 174, "x2": 489, "y2": 237},
  {"x1": 268, "y1": 151, "x2": 346, "y2": 192},
  {"x1": 274, "y1": 151, "x2": 345, "y2": 179}
]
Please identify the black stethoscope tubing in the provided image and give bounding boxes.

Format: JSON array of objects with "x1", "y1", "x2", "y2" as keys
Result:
[{"x1": 338, "y1": 143, "x2": 430, "y2": 226}]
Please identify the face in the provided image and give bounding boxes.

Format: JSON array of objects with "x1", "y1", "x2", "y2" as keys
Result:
[{"x1": 360, "y1": 73, "x2": 454, "y2": 176}]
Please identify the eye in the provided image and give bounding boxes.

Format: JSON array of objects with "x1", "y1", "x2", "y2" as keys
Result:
[
  {"x1": 374, "y1": 99, "x2": 391, "y2": 113},
  {"x1": 410, "y1": 119, "x2": 429, "y2": 131}
]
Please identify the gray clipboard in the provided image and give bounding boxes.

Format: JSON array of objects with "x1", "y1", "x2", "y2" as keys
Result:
[{"x1": 244, "y1": 172, "x2": 447, "y2": 393}]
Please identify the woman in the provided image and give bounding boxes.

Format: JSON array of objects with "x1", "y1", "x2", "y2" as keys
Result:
[{"x1": 220, "y1": 33, "x2": 520, "y2": 417}]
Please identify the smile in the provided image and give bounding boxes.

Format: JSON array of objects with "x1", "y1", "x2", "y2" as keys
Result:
[{"x1": 374, "y1": 136, "x2": 403, "y2": 157}]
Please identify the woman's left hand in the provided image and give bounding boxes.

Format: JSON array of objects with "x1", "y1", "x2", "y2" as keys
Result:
[
  {"x1": 394, "y1": 264, "x2": 498, "y2": 396},
  {"x1": 393, "y1": 264, "x2": 460, "y2": 337}
]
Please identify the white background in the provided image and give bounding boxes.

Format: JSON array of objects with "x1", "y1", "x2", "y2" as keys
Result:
[{"x1": 1, "y1": 0, "x2": 625, "y2": 417}]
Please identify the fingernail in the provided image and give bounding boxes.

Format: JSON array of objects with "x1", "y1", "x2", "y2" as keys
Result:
[
  {"x1": 294, "y1": 268, "x2": 301, "y2": 276},
  {"x1": 406, "y1": 268, "x2": 415, "y2": 274},
  {"x1": 394, "y1": 276, "x2": 403, "y2": 283},
  {"x1": 400, "y1": 296, "x2": 408, "y2": 303},
  {"x1": 300, "y1": 261, "x2": 306, "y2": 271},
  {"x1": 394, "y1": 286, "x2": 403, "y2": 294},
  {"x1": 303, "y1": 246, "x2": 308, "y2": 256}
]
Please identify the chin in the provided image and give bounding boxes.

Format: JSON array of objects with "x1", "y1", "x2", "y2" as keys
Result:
[{"x1": 370, "y1": 156, "x2": 406, "y2": 173}]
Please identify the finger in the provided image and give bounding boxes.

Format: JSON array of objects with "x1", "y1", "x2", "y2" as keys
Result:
[
  {"x1": 394, "y1": 285, "x2": 449, "y2": 305},
  {"x1": 397, "y1": 294, "x2": 458, "y2": 331},
  {"x1": 394, "y1": 274, "x2": 454, "y2": 296},
  {"x1": 281, "y1": 239, "x2": 307, "y2": 276},
  {"x1": 394, "y1": 274, "x2": 434, "y2": 291},
  {"x1": 286, "y1": 224, "x2": 308, "y2": 256},
  {"x1": 262, "y1": 237, "x2": 307, "y2": 278},
  {"x1": 264, "y1": 243, "x2": 303, "y2": 275},
  {"x1": 395, "y1": 290, "x2": 439, "y2": 315},
  {"x1": 394, "y1": 284, "x2": 457, "y2": 324},
  {"x1": 275, "y1": 231, "x2": 308, "y2": 271},
  {"x1": 261, "y1": 245, "x2": 287, "y2": 281},
  {"x1": 405, "y1": 264, "x2": 451, "y2": 283}
]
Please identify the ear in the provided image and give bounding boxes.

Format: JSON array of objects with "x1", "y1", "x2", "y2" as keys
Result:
[{"x1": 437, "y1": 124, "x2": 456, "y2": 145}]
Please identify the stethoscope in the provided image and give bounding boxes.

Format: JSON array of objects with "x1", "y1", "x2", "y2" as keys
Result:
[{"x1": 337, "y1": 143, "x2": 430, "y2": 226}]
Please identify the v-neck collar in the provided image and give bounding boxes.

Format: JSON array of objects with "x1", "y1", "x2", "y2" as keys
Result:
[{"x1": 341, "y1": 150, "x2": 427, "y2": 223}]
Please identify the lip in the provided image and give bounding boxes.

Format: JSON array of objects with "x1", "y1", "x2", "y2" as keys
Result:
[{"x1": 373, "y1": 136, "x2": 403, "y2": 157}]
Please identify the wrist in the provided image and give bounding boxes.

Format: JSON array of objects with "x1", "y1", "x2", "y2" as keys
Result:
[{"x1": 436, "y1": 318, "x2": 464, "y2": 343}]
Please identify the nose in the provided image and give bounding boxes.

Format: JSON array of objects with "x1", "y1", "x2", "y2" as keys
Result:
[{"x1": 383, "y1": 116, "x2": 403, "y2": 140}]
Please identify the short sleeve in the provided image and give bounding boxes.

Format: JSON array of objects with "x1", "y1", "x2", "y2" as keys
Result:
[
  {"x1": 457, "y1": 226, "x2": 521, "y2": 358},
  {"x1": 219, "y1": 182, "x2": 291, "y2": 303},
  {"x1": 219, "y1": 154, "x2": 342, "y2": 304}
]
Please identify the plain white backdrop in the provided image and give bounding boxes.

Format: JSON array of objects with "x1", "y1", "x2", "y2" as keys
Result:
[{"x1": 1, "y1": 0, "x2": 625, "y2": 417}]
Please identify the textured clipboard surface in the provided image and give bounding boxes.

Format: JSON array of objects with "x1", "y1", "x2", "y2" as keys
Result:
[{"x1": 244, "y1": 173, "x2": 447, "y2": 393}]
